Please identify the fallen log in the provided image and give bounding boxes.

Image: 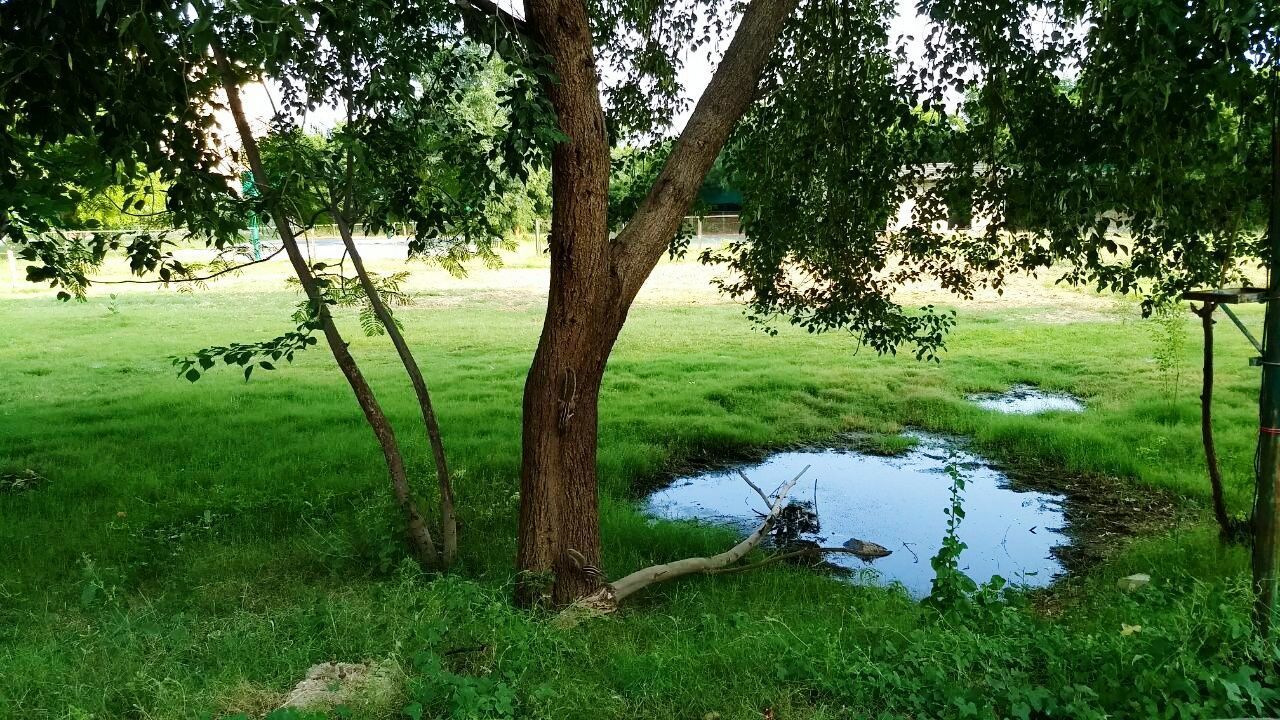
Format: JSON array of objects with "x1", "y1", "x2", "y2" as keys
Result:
[{"x1": 557, "y1": 465, "x2": 890, "y2": 623}]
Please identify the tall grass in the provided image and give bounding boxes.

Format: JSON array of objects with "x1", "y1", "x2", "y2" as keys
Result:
[{"x1": 0, "y1": 280, "x2": 1274, "y2": 718}]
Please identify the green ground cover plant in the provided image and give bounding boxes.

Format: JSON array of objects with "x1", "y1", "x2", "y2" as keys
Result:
[{"x1": 2, "y1": 267, "x2": 1277, "y2": 718}]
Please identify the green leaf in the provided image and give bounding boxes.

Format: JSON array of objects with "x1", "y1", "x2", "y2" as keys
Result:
[
  {"x1": 185, "y1": 368, "x2": 200, "y2": 382},
  {"x1": 95, "y1": 0, "x2": 106, "y2": 16}
]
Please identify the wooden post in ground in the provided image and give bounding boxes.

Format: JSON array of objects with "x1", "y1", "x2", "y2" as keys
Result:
[{"x1": 1253, "y1": 68, "x2": 1280, "y2": 636}]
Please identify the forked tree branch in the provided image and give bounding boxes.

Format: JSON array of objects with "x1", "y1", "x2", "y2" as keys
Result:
[
  {"x1": 612, "y1": 0, "x2": 800, "y2": 299},
  {"x1": 557, "y1": 464, "x2": 892, "y2": 622},
  {"x1": 737, "y1": 468, "x2": 773, "y2": 506},
  {"x1": 333, "y1": 212, "x2": 460, "y2": 566},
  {"x1": 209, "y1": 37, "x2": 440, "y2": 568}
]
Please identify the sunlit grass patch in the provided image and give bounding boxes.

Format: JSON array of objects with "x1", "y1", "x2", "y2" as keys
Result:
[{"x1": 0, "y1": 273, "x2": 1274, "y2": 718}]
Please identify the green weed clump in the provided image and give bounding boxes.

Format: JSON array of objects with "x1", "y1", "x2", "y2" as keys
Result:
[{"x1": 212, "y1": 566, "x2": 1280, "y2": 720}]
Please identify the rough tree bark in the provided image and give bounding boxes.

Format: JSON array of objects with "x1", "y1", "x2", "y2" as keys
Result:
[
  {"x1": 513, "y1": 0, "x2": 801, "y2": 606},
  {"x1": 212, "y1": 46, "x2": 440, "y2": 568},
  {"x1": 514, "y1": 0, "x2": 616, "y2": 606}
]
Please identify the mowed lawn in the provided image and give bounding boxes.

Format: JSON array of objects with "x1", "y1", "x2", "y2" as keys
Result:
[{"x1": 0, "y1": 255, "x2": 1274, "y2": 719}]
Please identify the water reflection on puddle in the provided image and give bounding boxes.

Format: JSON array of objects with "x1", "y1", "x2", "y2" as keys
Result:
[
  {"x1": 969, "y1": 385, "x2": 1085, "y2": 414},
  {"x1": 646, "y1": 432, "x2": 1068, "y2": 597}
]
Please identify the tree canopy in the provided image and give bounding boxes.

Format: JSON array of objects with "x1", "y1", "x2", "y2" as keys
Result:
[{"x1": 911, "y1": 0, "x2": 1276, "y2": 307}]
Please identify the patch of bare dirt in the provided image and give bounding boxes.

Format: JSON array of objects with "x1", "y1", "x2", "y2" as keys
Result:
[{"x1": 21, "y1": 240, "x2": 1130, "y2": 322}]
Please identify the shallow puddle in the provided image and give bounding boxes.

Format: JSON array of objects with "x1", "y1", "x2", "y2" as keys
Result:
[
  {"x1": 646, "y1": 432, "x2": 1068, "y2": 597},
  {"x1": 968, "y1": 384, "x2": 1084, "y2": 414}
]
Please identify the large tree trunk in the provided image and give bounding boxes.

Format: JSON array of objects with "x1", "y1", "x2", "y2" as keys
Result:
[
  {"x1": 513, "y1": 0, "x2": 801, "y2": 607},
  {"x1": 514, "y1": 0, "x2": 617, "y2": 606},
  {"x1": 517, "y1": 320, "x2": 619, "y2": 606}
]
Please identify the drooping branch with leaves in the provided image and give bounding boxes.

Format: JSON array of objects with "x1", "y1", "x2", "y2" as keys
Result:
[{"x1": 904, "y1": 0, "x2": 1277, "y2": 624}]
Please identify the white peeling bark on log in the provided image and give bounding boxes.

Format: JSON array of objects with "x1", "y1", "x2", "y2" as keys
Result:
[{"x1": 607, "y1": 466, "x2": 810, "y2": 603}]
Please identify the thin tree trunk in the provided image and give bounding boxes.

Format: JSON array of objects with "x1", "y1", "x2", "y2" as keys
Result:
[
  {"x1": 1195, "y1": 303, "x2": 1234, "y2": 539},
  {"x1": 334, "y1": 214, "x2": 458, "y2": 565},
  {"x1": 212, "y1": 47, "x2": 439, "y2": 567}
]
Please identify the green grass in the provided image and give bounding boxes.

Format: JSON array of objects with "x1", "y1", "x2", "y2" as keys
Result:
[{"x1": 1, "y1": 276, "x2": 1278, "y2": 719}]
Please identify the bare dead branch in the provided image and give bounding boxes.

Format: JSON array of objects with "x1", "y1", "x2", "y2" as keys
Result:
[
  {"x1": 736, "y1": 468, "x2": 772, "y2": 508},
  {"x1": 600, "y1": 464, "x2": 810, "y2": 604},
  {"x1": 706, "y1": 545, "x2": 889, "y2": 575},
  {"x1": 902, "y1": 541, "x2": 919, "y2": 563}
]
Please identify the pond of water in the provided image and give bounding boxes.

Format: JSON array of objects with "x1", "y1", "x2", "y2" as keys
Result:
[
  {"x1": 968, "y1": 384, "x2": 1085, "y2": 414},
  {"x1": 645, "y1": 432, "x2": 1068, "y2": 597}
]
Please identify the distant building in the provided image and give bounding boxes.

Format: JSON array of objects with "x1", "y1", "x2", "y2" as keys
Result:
[{"x1": 893, "y1": 163, "x2": 996, "y2": 233}]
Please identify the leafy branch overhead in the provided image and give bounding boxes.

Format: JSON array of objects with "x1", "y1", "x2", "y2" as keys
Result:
[
  {"x1": 705, "y1": 0, "x2": 960, "y2": 360},
  {"x1": 908, "y1": 0, "x2": 1276, "y2": 309}
]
